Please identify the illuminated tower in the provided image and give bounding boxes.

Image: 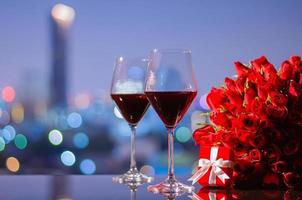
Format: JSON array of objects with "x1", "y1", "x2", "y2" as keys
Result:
[{"x1": 50, "y1": 4, "x2": 75, "y2": 108}]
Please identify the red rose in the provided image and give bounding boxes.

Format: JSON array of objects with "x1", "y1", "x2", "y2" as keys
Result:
[
  {"x1": 271, "y1": 161, "x2": 287, "y2": 173},
  {"x1": 248, "y1": 69, "x2": 266, "y2": 85},
  {"x1": 263, "y1": 127, "x2": 286, "y2": 145},
  {"x1": 283, "y1": 172, "x2": 301, "y2": 188},
  {"x1": 225, "y1": 90, "x2": 243, "y2": 112},
  {"x1": 235, "y1": 76, "x2": 247, "y2": 93},
  {"x1": 264, "y1": 145, "x2": 281, "y2": 163},
  {"x1": 269, "y1": 91, "x2": 288, "y2": 106},
  {"x1": 280, "y1": 61, "x2": 294, "y2": 80},
  {"x1": 221, "y1": 131, "x2": 236, "y2": 148},
  {"x1": 236, "y1": 113, "x2": 259, "y2": 133},
  {"x1": 202, "y1": 55, "x2": 302, "y2": 189},
  {"x1": 251, "y1": 56, "x2": 270, "y2": 73},
  {"x1": 250, "y1": 99, "x2": 267, "y2": 119},
  {"x1": 193, "y1": 125, "x2": 216, "y2": 146},
  {"x1": 263, "y1": 64, "x2": 278, "y2": 82},
  {"x1": 234, "y1": 61, "x2": 250, "y2": 77},
  {"x1": 232, "y1": 141, "x2": 249, "y2": 159},
  {"x1": 225, "y1": 77, "x2": 238, "y2": 93},
  {"x1": 249, "y1": 149, "x2": 262, "y2": 162},
  {"x1": 210, "y1": 111, "x2": 232, "y2": 128},
  {"x1": 250, "y1": 134, "x2": 267, "y2": 148},
  {"x1": 263, "y1": 173, "x2": 281, "y2": 188},
  {"x1": 236, "y1": 130, "x2": 255, "y2": 144},
  {"x1": 234, "y1": 159, "x2": 255, "y2": 175},
  {"x1": 271, "y1": 128, "x2": 286, "y2": 143},
  {"x1": 289, "y1": 56, "x2": 301, "y2": 65},
  {"x1": 257, "y1": 84, "x2": 270, "y2": 100},
  {"x1": 283, "y1": 139, "x2": 300, "y2": 156},
  {"x1": 289, "y1": 81, "x2": 301, "y2": 97},
  {"x1": 244, "y1": 87, "x2": 257, "y2": 106},
  {"x1": 267, "y1": 104, "x2": 288, "y2": 120},
  {"x1": 206, "y1": 88, "x2": 228, "y2": 110}
]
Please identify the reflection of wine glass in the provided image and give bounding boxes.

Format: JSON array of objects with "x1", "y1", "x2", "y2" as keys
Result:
[
  {"x1": 126, "y1": 182, "x2": 141, "y2": 200},
  {"x1": 145, "y1": 49, "x2": 197, "y2": 196},
  {"x1": 111, "y1": 56, "x2": 153, "y2": 184}
]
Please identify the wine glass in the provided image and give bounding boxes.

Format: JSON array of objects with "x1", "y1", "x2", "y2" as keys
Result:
[
  {"x1": 145, "y1": 49, "x2": 197, "y2": 196},
  {"x1": 111, "y1": 56, "x2": 153, "y2": 184}
]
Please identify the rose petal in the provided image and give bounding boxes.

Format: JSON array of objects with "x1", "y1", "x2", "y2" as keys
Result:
[
  {"x1": 234, "y1": 61, "x2": 250, "y2": 77},
  {"x1": 206, "y1": 88, "x2": 228, "y2": 110}
]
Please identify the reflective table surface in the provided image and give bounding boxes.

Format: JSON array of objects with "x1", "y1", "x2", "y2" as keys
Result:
[{"x1": 0, "y1": 175, "x2": 301, "y2": 200}]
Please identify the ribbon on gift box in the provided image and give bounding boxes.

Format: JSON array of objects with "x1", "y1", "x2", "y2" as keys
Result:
[{"x1": 189, "y1": 147, "x2": 233, "y2": 185}]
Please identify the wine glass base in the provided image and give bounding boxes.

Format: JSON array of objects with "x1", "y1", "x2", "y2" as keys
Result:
[
  {"x1": 147, "y1": 176, "x2": 194, "y2": 197},
  {"x1": 112, "y1": 168, "x2": 153, "y2": 185}
]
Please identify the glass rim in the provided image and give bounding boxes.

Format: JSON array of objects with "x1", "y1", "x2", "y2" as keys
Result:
[
  {"x1": 114, "y1": 56, "x2": 148, "y2": 63},
  {"x1": 151, "y1": 48, "x2": 192, "y2": 54}
]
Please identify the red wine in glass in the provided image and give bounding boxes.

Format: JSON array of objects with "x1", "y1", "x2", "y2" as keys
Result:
[
  {"x1": 145, "y1": 49, "x2": 198, "y2": 196},
  {"x1": 111, "y1": 93, "x2": 150, "y2": 125},
  {"x1": 145, "y1": 91, "x2": 197, "y2": 128},
  {"x1": 111, "y1": 56, "x2": 153, "y2": 184}
]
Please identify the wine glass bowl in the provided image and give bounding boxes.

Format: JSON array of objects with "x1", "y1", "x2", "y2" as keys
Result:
[
  {"x1": 145, "y1": 49, "x2": 197, "y2": 196},
  {"x1": 111, "y1": 56, "x2": 153, "y2": 184}
]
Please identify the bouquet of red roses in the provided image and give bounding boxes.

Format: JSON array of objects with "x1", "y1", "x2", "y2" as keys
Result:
[{"x1": 194, "y1": 56, "x2": 302, "y2": 189}]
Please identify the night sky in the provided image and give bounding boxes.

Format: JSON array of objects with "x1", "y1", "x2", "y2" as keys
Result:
[{"x1": 0, "y1": 0, "x2": 302, "y2": 98}]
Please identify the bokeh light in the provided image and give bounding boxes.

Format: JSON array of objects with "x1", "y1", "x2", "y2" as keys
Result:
[
  {"x1": 0, "y1": 137, "x2": 5, "y2": 151},
  {"x1": 1, "y1": 129, "x2": 10, "y2": 144},
  {"x1": 67, "y1": 112, "x2": 82, "y2": 128},
  {"x1": 3, "y1": 125, "x2": 16, "y2": 142},
  {"x1": 113, "y1": 106, "x2": 123, "y2": 119},
  {"x1": 1, "y1": 127, "x2": 15, "y2": 144},
  {"x1": 80, "y1": 159, "x2": 96, "y2": 175},
  {"x1": 74, "y1": 93, "x2": 90, "y2": 109},
  {"x1": 48, "y1": 129, "x2": 63, "y2": 146},
  {"x1": 199, "y1": 93, "x2": 210, "y2": 111},
  {"x1": 73, "y1": 132, "x2": 89, "y2": 149},
  {"x1": 14, "y1": 134, "x2": 28, "y2": 150},
  {"x1": 2, "y1": 86, "x2": 16, "y2": 102},
  {"x1": 140, "y1": 165, "x2": 155, "y2": 177},
  {"x1": 6, "y1": 157, "x2": 20, "y2": 172},
  {"x1": 175, "y1": 126, "x2": 192, "y2": 143},
  {"x1": 0, "y1": 110, "x2": 10, "y2": 125},
  {"x1": 61, "y1": 151, "x2": 76, "y2": 166},
  {"x1": 11, "y1": 103, "x2": 24, "y2": 123}
]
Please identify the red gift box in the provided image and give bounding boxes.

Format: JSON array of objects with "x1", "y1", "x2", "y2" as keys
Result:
[
  {"x1": 189, "y1": 146, "x2": 233, "y2": 187},
  {"x1": 191, "y1": 188, "x2": 230, "y2": 200}
]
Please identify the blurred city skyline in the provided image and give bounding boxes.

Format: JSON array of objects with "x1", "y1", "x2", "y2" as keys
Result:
[{"x1": 1, "y1": 0, "x2": 302, "y2": 98}]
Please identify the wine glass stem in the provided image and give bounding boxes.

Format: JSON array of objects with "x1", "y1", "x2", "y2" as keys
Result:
[
  {"x1": 130, "y1": 125, "x2": 137, "y2": 170},
  {"x1": 167, "y1": 128, "x2": 175, "y2": 179}
]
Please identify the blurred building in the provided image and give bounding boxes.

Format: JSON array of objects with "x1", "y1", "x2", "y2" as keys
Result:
[{"x1": 49, "y1": 4, "x2": 75, "y2": 108}]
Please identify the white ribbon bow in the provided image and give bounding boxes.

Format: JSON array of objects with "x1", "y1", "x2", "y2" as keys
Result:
[{"x1": 188, "y1": 147, "x2": 233, "y2": 185}]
